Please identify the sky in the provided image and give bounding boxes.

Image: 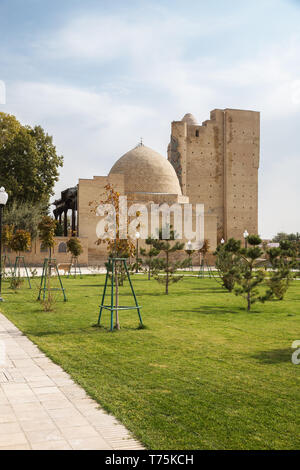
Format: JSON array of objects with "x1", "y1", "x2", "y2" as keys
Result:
[{"x1": 0, "y1": 0, "x2": 300, "y2": 238}]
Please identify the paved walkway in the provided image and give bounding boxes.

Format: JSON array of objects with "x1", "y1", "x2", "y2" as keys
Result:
[{"x1": 0, "y1": 313, "x2": 144, "y2": 450}]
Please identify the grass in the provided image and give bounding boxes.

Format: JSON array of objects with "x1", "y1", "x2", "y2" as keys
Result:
[{"x1": 0, "y1": 272, "x2": 299, "y2": 450}]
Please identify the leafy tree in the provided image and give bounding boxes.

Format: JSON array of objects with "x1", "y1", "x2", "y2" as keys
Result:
[
  {"x1": 272, "y1": 232, "x2": 300, "y2": 242},
  {"x1": 9, "y1": 229, "x2": 31, "y2": 256},
  {"x1": 234, "y1": 235, "x2": 265, "y2": 311},
  {"x1": 264, "y1": 240, "x2": 296, "y2": 300},
  {"x1": 2, "y1": 224, "x2": 13, "y2": 247},
  {"x1": 94, "y1": 184, "x2": 135, "y2": 259},
  {"x1": 215, "y1": 238, "x2": 242, "y2": 292},
  {"x1": 152, "y1": 227, "x2": 188, "y2": 294},
  {"x1": 66, "y1": 237, "x2": 83, "y2": 258},
  {"x1": 0, "y1": 112, "x2": 63, "y2": 205},
  {"x1": 9, "y1": 229, "x2": 31, "y2": 283},
  {"x1": 2, "y1": 200, "x2": 46, "y2": 239},
  {"x1": 38, "y1": 216, "x2": 57, "y2": 257}
]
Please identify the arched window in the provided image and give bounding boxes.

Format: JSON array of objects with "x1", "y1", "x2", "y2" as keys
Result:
[
  {"x1": 195, "y1": 130, "x2": 199, "y2": 137},
  {"x1": 40, "y1": 245, "x2": 48, "y2": 253},
  {"x1": 58, "y1": 242, "x2": 67, "y2": 253}
]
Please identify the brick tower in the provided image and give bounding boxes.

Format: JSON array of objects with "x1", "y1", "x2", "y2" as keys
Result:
[{"x1": 168, "y1": 109, "x2": 260, "y2": 242}]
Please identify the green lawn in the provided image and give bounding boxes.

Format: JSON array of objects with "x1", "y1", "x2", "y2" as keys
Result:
[{"x1": 0, "y1": 273, "x2": 299, "y2": 450}]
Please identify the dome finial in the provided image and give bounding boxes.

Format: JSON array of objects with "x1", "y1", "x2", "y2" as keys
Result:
[{"x1": 135, "y1": 137, "x2": 144, "y2": 148}]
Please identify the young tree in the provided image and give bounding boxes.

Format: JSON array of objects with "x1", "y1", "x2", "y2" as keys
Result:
[
  {"x1": 140, "y1": 237, "x2": 161, "y2": 280},
  {"x1": 9, "y1": 229, "x2": 31, "y2": 286},
  {"x1": 152, "y1": 227, "x2": 188, "y2": 294},
  {"x1": 234, "y1": 235, "x2": 265, "y2": 311},
  {"x1": 92, "y1": 184, "x2": 136, "y2": 330},
  {"x1": 264, "y1": 240, "x2": 296, "y2": 300},
  {"x1": 0, "y1": 112, "x2": 63, "y2": 205},
  {"x1": 66, "y1": 237, "x2": 83, "y2": 259},
  {"x1": 215, "y1": 238, "x2": 242, "y2": 292},
  {"x1": 38, "y1": 216, "x2": 57, "y2": 257},
  {"x1": 9, "y1": 229, "x2": 31, "y2": 257},
  {"x1": 66, "y1": 237, "x2": 83, "y2": 278}
]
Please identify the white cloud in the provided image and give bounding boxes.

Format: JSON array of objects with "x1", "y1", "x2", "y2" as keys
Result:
[
  {"x1": 6, "y1": 81, "x2": 157, "y2": 199},
  {"x1": 42, "y1": 12, "x2": 243, "y2": 63}
]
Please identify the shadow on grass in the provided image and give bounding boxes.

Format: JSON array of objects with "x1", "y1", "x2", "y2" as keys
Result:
[
  {"x1": 251, "y1": 348, "x2": 292, "y2": 364},
  {"x1": 171, "y1": 305, "x2": 243, "y2": 315},
  {"x1": 190, "y1": 287, "x2": 226, "y2": 294},
  {"x1": 73, "y1": 284, "x2": 103, "y2": 288}
]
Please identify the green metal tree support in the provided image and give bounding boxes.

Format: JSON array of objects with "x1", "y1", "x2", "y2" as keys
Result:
[
  {"x1": 37, "y1": 258, "x2": 67, "y2": 302},
  {"x1": 14, "y1": 256, "x2": 32, "y2": 289},
  {"x1": 67, "y1": 256, "x2": 82, "y2": 278},
  {"x1": 198, "y1": 259, "x2": 223, "y2": 286},
  {"x1": 98, "y1": 258, "x2": 143, "y2": 331},
  {"x1": 1, "y1": 254, "x2": 12, "y2": 273}
]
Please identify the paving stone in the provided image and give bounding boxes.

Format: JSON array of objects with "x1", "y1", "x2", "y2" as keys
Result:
[
  {"x1": 20, "y1": 418, "x2": 57, "y2": 433},
  {"x1": 0, "y1": 421, "x2": 23, "y2": 435},
  {"x1": 59, "y1": 425, "x2": 99, "y2": 440},
  {"x1": 0, "y1": 404, "x2": 17, "y2": 423},
  {"x1": 0, "y1": 432, "x2": 28, "y2": 447},
  {"x1": 32, "y1": 386, "x2": 62, "y2": 396},
  {"x1": 25, "y1": 428, "x2": 64, "y2": 444},
  {"x1": 31, "y1": 440, "x2": 72, "y2": 450},
  {"x1": 68, "y1": 436, "x2": 112, "y2": 450},
  {"x1": 54, "y1": 414, "x2": 90, "y2": 428},
  {"x1": 0, "y1": 443, "x2": 31, "y2": 450},
  {"x1": 41, "y1": 399, "x2": 74, "y2": 410},
  {"x1": 26, "y1": 377, "x2": 55, "y2": 388}
]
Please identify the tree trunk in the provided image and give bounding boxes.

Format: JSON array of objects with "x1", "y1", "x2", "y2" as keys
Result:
[
  {"x1": 247, "y1": 263, "x2": 252, "y2": 311},
  {"x1": 18, "y1": 252, "x2": 21, "y2": 278},
  {"x1": 115, "y1": 261, "x2": 120, "y2": 330},
  {"x1": 247, "y1": 292, "x2": 251, "y2": 311}
]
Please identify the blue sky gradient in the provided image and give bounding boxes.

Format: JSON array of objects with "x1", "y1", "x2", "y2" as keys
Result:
[{"x1": 1, "y1": 0, "x2": 300, "y2": 237}]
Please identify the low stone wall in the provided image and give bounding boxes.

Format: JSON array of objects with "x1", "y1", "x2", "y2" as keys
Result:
[
  {"x1": 87, "y1": 242, "x2": 217, "y2": 268},
  {"x1": 3, "y1": 236, "x2": 89, "y2": 267},
  {"x1": 158, "y1": 250, "x2": 216, "y2": 267}
]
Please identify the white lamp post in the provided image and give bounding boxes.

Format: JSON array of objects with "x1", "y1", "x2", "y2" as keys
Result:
[
  {"x1": 0, "y1": 187, "x2": 8, "y2": 302},
  {"x1": 135, "y1": 231, "x2": 140, "y2": 273},
  {"x1": 243, "y1": 229, "x2": 249, "y2": 249},
  {"x1": 186, "y1": 240, "x2": 193, "y2": 251},
  {"x1": 186, "y1": 240, "x2": 193, "y2": 271}
]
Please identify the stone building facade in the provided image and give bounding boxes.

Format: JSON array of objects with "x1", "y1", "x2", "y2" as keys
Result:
[{"x1": 51, "y1": 108, "x2": 260, "y2": 266}]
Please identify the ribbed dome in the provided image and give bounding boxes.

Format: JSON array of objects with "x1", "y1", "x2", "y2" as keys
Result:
[
  {"x1": 182, "y1": 113, "x2": 198, "y2": 126},
  {"x1": 109, "y1": 144, "x2": 182, "y2": 195}
]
